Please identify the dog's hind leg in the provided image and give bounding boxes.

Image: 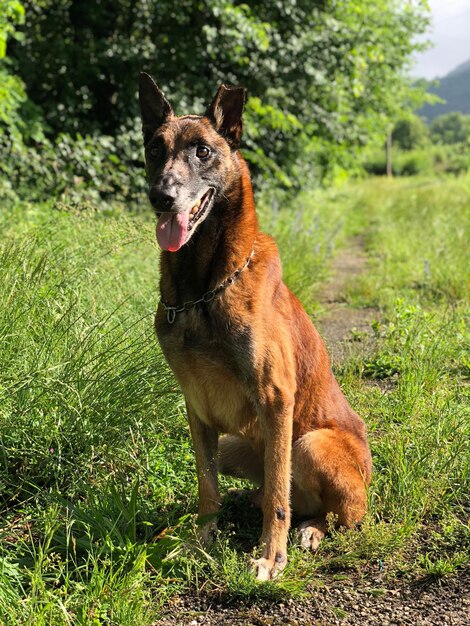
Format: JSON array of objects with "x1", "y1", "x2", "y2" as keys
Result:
[
  {"x1": 218, "y1": 435, "x2": 264, "y2": 508},
  {"x1": 218, "y1": 435, "x2": 264, "y2": 486},
  {"x1": 296, "y1": 517, "x2": 328, "y2": 550},
  {"x1": 291, "y1": 428, "x2": 371, "y2": 550}
]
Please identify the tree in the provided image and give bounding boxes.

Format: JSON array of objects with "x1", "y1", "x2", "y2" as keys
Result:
[
  {"x1": 430, "y1": 112, "x2": 470, "y2": 145},
  {"x1": 10, "y1": 0, "x2": 430, "y2": 185},
  {"x1": 392, "y1": 115, "x2": 429, "y2": 151}
]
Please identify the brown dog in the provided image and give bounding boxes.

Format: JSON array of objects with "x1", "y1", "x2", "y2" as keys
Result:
[{"x1": 139, "y1": 73, "x2": 372, "y2": 581}]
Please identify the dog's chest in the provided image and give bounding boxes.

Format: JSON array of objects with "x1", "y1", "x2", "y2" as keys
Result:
[{"x1": 156, "y1": 308, "x2": 259, "y2": 436}]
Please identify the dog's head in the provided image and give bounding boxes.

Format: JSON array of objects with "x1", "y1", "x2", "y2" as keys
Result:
[{"x1": 139, "y1": 73, "x2": 246, "y2": 252}]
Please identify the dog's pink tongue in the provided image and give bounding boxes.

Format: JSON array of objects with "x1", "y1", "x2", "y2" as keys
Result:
[{"x1": 156, "y1": 210, "x2": 190, "y2": 252}]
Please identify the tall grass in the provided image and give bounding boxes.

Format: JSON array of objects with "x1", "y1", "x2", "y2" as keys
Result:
[
  {"x1": 258, "y1": 186, "x2": 352, "y2": 312},
  {"x1": 0, "y1": 202, "x2": 182, "y2": 623},
  {"x1": 0, "y1": 191, "x2": 347, "y2": 622}
]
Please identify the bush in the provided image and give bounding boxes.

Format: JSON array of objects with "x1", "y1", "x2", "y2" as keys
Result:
[
  {"x1": 0, "y1": 125, "x2": 147, "y2": 209},
  {"x1": 392, "y1": 115, "x2": 429, "y2": 151},
  {"x1": 431, "y1": 113, "x2": 470, "y2": 145},
  {"x1": 398, "y1": 151, "x2": 433, "y2": 176},
  {"x1": 362, "y1": 144, "x2": 469, "y2": 178}
]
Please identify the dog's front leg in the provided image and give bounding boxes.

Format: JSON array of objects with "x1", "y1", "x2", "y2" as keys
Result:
[
  {"x1": 186, "y1": 403, "x2": 220, "y2": 545},
  {"x1": 252, "y1": 393, "x2": 294, "y2": 581}
]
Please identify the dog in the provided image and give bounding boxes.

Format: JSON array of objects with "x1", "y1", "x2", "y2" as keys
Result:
[{"x1": 139, "y1": 73, "x2": 372, "y2": 581}]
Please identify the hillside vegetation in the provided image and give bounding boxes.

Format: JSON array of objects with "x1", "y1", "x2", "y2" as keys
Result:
[{"x1": 420, "y1": 58, "x2": 470, "y2": 120}]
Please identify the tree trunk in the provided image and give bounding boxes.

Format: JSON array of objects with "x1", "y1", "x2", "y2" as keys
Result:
[{"x1": 386, "y1": 131, "x2": 393, "y2": 177}]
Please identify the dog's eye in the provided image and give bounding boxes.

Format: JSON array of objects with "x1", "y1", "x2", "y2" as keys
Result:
[
  {"x1": 196, "y1": 145, "x2": 210, "y2": 159},
  {"x1": 149, "y1": 147, "x2": 160, "y2": 158}
]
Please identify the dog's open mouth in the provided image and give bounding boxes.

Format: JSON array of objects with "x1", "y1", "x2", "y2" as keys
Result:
[
  {"x1": 156, "y1": 188, "x2": 215, "y2": 252},
  {"x1": 187, "y1": 188, "x2": 214, "y2": 233}
]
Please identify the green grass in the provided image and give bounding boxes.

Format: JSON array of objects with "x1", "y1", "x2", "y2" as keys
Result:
[
  {"x1": 335, "y1": 176, "x2": 469, "y2": 580},
  {"x1": 0, "y1": 177, "x2": 469, "y2": 623}
]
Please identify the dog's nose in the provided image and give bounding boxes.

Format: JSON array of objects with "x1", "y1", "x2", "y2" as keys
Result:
[{"x1": 149, "y1": 188, "x2": 176, "y2": 211}]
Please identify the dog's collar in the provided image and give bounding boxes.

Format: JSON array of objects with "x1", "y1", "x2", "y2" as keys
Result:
[{"x1": 160, "y1": 242, "x2": 256, "y2": 324}]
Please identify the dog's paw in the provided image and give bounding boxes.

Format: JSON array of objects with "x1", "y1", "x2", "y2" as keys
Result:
[
  {"x1": 197, "y1": 514, "x2": 218, "y2": 547},
  {"x1": 198, "y1": 525, "x2": 217, "y2": 547},
  {"x1": 295, "y1": 519, "x2": 325, "y2": 551},
  {"x1": 250, "y1": 553, "x2": 286, "y2": 581}
]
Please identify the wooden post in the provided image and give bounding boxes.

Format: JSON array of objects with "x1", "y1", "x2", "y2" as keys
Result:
[{"x1": 386, "y1": 130, "x2": 393, "y2": 177}]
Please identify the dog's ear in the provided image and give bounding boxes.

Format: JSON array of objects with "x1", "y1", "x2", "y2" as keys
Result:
[
  {"x1": 139, "y1": 73, "x2": 173, "y2": 143},
  {"x1": 207, "y1": 84, "x2": 246, "y2": 149}
]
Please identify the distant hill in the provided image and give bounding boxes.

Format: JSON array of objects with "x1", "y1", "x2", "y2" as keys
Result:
[{"x1": 419, "y1": 58, "x2": 470, "y2": 121}]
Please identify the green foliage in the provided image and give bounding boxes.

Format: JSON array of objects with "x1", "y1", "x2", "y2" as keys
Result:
[
  {"x1": 0, "y1": 0, "x2": 26, "y2": 139},
  {"x1": 0, "y1": 69, "x2": 25, "y2": 134},
  {"x1": 0, "y1": 0, "x2": 431, "y2": 201},
  {"x1": 0, "y1": 127, "x2": 146, "y2": 209},
  {"x1": 0, "y1": 0, "x2": 24, "y2": 58},
  {"x1": 430, "y1": 112, "x2": 470, "y2": 145},
  {"x1": 7, "y1": 0, "x2": 429, "y2": 187},
  {"x1": 363, "y1": 143, "x2": 470, "y2": 178},
  {"x1": 392, "y1": 115, "x2": 429, "y2": 151}
]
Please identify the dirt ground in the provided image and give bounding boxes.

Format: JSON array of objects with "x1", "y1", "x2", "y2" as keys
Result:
[
  {"x1": 158, "y1": 568, "x2": 470, "y2": 625},
  {"x1": 156, "y1": 238, "x2": 469, "y2": 626},
  {"x1": 315, "y1": 236, "x2": 379, "y2": 363}
]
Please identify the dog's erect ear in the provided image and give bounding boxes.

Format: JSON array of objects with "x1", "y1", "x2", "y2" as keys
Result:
[
  {"x1": 207, "y1": 84, "x2": 246, "y2": 148},
  {"x1": 139, "y1": 72, "x2": 173, "y2": 143}
]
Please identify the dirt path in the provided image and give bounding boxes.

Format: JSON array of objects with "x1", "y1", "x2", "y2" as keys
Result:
[
  {"x1": 158, "y1": 569, "x2": 470, "y2": 625},
  {"x1": 156, "y1": 238, "x2": 469, "y2": 625},
  {"x1": 315, "y1": 236, "x2": 379, "y2": 363}
]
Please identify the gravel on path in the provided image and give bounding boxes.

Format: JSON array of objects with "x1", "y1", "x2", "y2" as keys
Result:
[{"x1": 157, "y1": 569, "x2": 470, "y2": 625}]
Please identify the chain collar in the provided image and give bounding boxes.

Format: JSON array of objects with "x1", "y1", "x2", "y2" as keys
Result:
[{"x1": 160, "y1": 242, "x2": 256, "y2": 324}]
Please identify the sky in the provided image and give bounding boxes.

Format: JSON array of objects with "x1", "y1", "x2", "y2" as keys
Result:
[{"x1": 412, "y1": 0, "x2": 470, "y2": 79}]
